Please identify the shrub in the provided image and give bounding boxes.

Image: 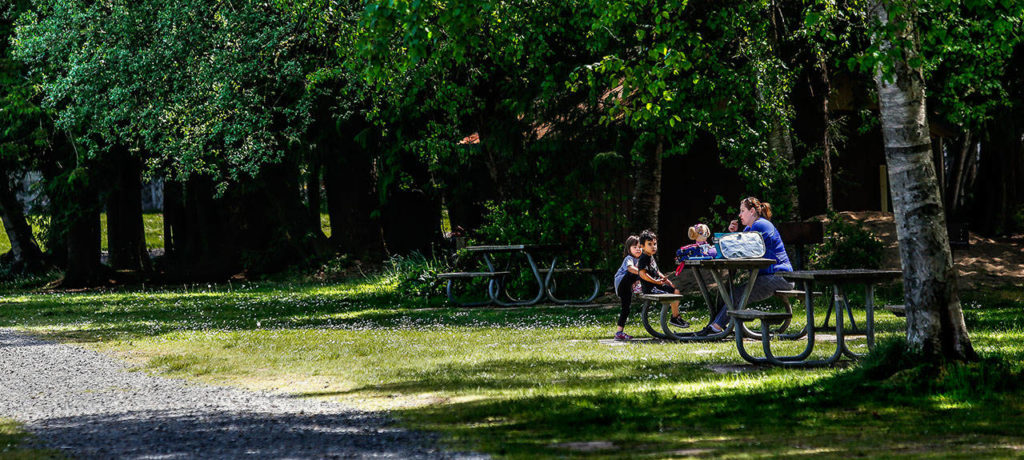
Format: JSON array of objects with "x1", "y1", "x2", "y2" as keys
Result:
[
  {"x1": 383, "y1": 252, "x2": 451, "y2": 298},
  {"x1": 809, "y1": 212, "x2": 884, "y2": 269}
]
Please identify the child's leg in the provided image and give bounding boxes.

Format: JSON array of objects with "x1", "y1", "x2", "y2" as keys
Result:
[{"x1": 616, "y1": 283, "x2": 632, "y2": 331}]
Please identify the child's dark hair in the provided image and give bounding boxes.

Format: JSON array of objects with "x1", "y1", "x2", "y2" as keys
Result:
[
  {"x1": 623, "y1": 235, "x2": 640, "y2": 257},
  {"x1": 639, "y1": 229, "x2": 657, "y2": 246}
]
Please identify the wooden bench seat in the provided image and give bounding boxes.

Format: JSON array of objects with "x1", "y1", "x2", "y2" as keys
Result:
[
  {"x1": 727, "y1": 309, "x2": 793, "y2": 324},
  {"x1": 436, "y1": 271, "x2": 511, "y2": 279},
  {"x1": 537, "y1": 268, "x2": 600, "y2": 274},
  {"x1": 884, "y1": 305, "x2": 906, "y2": 317},
  {"x1": 638, "y1": 293, "x2": 686, "y2": 302},
  {"x1": 773, "y1": 289, "x2": 823, "y2": 297}
]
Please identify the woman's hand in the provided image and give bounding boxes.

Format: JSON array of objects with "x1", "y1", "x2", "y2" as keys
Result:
[{"x1": 728, "y1": 219, "x2": 739, "y2": 232}]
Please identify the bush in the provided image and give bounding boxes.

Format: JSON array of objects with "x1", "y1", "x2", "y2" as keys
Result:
[
  {"x1": 383, "y1": 252, "x2": 451, "y2": 298},
  {"x1": 809, "y1": 212, "x2": 884, "y2": 269}
]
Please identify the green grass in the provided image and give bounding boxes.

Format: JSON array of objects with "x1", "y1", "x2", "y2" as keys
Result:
[
  {"x1": 0, "y1": 280, "x2": 1021, "y2": 458},
  {"x1": 0, "y1": 213, "x2": 165, "y2": 253},
  {"x1": 0, "y1": 212, "x2": 332, "y2": 254},
  {"x1": 0, "y1": 418, "x2": 62, "y2": 459}
]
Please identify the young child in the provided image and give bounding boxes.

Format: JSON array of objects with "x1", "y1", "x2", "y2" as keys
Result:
[
  {"x1": 612, "y1": 235, "x2": 642, "y2": 341},
  {"x1": 637, "y1": 229, "x2": 688, "y2": 329}
]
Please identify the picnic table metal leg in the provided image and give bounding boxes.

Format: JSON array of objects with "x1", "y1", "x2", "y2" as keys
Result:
[
  {"x1": 691, "y1": 267, "x2": 716, "y2": 318},
  {"x1": 836, "y1": 285, "x2": 858, "y2": 331},
  {"x1": 709, "y1": 269, "x2": 733, "y2": 311},
  {"x1": 736, "y1": 269, "x2": 759, "y2": 310},
  {"x1": 739, "y1": 286, "x2": 844, "y2": 367},
  {"x1": 838, "y1": 283, "x2": 878, "y2": 360},
  {"x1": 778, "y1": 282, "x2": 813, "y2": 340},
  {"x1": 543, "y1": 255, "x2": 601, "y2": 304},
  {"x1": 445, "y1": 278, "x2": 498, "y2": 307},
  {"x1": 865, "y1": 284, "x2": 875, "y2": 349},
  {"x1": 640, "y1": 299, "x2": 669, "y2": 339},
  {"x1": 489, "y1": 251, "x2": 546, "y2": 307}
]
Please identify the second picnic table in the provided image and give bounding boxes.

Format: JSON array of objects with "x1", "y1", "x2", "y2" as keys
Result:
[
  {"x1": 439, "y1": 244, "x2": 601, "y2": 307},
  {"x1": 729, "y1": 268, "x2": 902, "y2": 367}
]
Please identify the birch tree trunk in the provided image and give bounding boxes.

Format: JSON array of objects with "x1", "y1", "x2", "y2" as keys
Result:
[
  {"x1": 0, "y1": 172, "x2": 44, "y2": 271},
  {"x1": 870, "y1": 0, "x2": 976, "y2": 361}
]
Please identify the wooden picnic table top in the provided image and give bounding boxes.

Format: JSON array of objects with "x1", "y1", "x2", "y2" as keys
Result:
[
  {"x1": 681, "y1": 258, "x2": 775, "y2": 269},
  {"x1": 782, "y1": 269, "x2": 902, "y2": 283},
  {"x1": 463, "y1": 244, "x2": 564, "y2": 253}
]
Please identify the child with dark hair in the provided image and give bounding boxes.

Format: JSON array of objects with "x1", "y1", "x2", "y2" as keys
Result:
[
  {"x1": 637, "y1": 230, "x2": 688, "y2": 329},
  {"x1": 612, "y1": 235, "x2": 642, "y2": 341}
]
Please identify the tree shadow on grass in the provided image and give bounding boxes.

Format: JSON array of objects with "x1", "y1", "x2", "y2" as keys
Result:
[
  {"x1": 296, "y1": 358, "x2": 717, "y2": 398},
  {"x1": 388, "y1": 361, "x2": 1024, "y2": 458}
]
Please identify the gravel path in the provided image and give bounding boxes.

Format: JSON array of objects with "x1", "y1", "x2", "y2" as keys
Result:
[{"x1": 0, "y1": 329, "x2": 486, "y2": 459}]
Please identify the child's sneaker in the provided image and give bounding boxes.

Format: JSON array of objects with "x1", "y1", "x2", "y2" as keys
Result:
[
  {"x1": 669, "y1": 316, "x2": 690, "y2": 328},
  {"x1": 614, "y1": 331, "x2": 633, "y2": 341}
]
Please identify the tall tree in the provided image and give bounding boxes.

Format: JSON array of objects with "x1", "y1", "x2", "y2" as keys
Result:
[
  {"x1": 869, "y1": 0, "x2": 975, "y2": 361},
  {"x1": 0, "y1": 0, "x2": 46, "y2": 272}
]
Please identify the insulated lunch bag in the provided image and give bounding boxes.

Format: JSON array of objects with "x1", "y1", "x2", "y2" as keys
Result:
[{"x1": 714, "y1": 232, "x2": 766, "y2": 259}]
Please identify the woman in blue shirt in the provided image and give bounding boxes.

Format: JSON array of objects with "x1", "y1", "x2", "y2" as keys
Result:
[{"x1": 700, "y1": 196, "x2": 794, "y2": 335}]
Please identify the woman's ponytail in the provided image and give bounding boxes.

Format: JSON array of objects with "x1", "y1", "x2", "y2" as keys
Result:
[{"x1": 741, "y1": 196, "x2": 773, "y2": 220}]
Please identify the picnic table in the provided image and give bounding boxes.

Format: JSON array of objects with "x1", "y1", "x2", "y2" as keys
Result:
[
  {"x1": 438, "y1": 244, "x2": 600, "y2": 307},
  {"x1": 728, "y1": 268, "x2": 902, "y2": 367},
  {"x1": 640, "y1": 258, "x2": 775, "y2": 341}
]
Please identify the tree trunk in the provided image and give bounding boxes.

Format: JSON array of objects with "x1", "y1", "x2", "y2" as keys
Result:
[
  {"x1": 106, "y1": 157, "x2": 150, "y2": 271},
  {"x1": 820, "y1": 55, "x2": 835, "y2": 212},
  {"x1": 307, "y1": 151, "x2": 323, "y2": 235},
  {"x1": 948, "y1": 131, "x2": 972, "y2": 215},
  {"x1": 62, "y1": 182, "x2": 105, "y2": 287},
  {"x1": 0, "y1": 171, "x2": 44, "y2": 271},
  {"x1": 630, "y1": 140, "x2": 662, "y2": 233},
  {"x1": 871, "y1": 0, "x2": 976, "y2": 361},
  {"x1": 767, "y1": 116, "x2": 801, "y2": 218},
  {"x1": 163, "y1": 180, "x2": 183, "y2": 257},
  {"x1": 974, "y1": 116, "x2": 1023, "y2": 235},
  {"x1": 322, "y1": 123, "x2": 382, "y2": 258}
]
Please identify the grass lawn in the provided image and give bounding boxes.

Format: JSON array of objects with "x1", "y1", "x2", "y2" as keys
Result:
[
  {"x1": 0, "y1": 213, "x2": 165, "y2": 253},
  {"x1": 0, "y1": 278, "x2": 1021, "y2": 458}
]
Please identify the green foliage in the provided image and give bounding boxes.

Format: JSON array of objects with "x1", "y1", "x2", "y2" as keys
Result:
[
  {"x1": 476, "y1": 197, "x2": 601, "y2": 265},
  {"x1": 13, "y1": 0, "x2": 324, "y2": 186},
  {"x1": 578, "y1": 0, "x2": 799, "y2": 197},
  {"x1": 381, "y1": 252, "x2": 451, "y2": 298},
  {"x1": 809, "y1": 213, "x2": 884, "y2": 269}
]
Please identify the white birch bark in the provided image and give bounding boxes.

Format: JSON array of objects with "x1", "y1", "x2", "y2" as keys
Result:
[{"x1": 870, "y1": 0, "x2": 976, "y2": 361}]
